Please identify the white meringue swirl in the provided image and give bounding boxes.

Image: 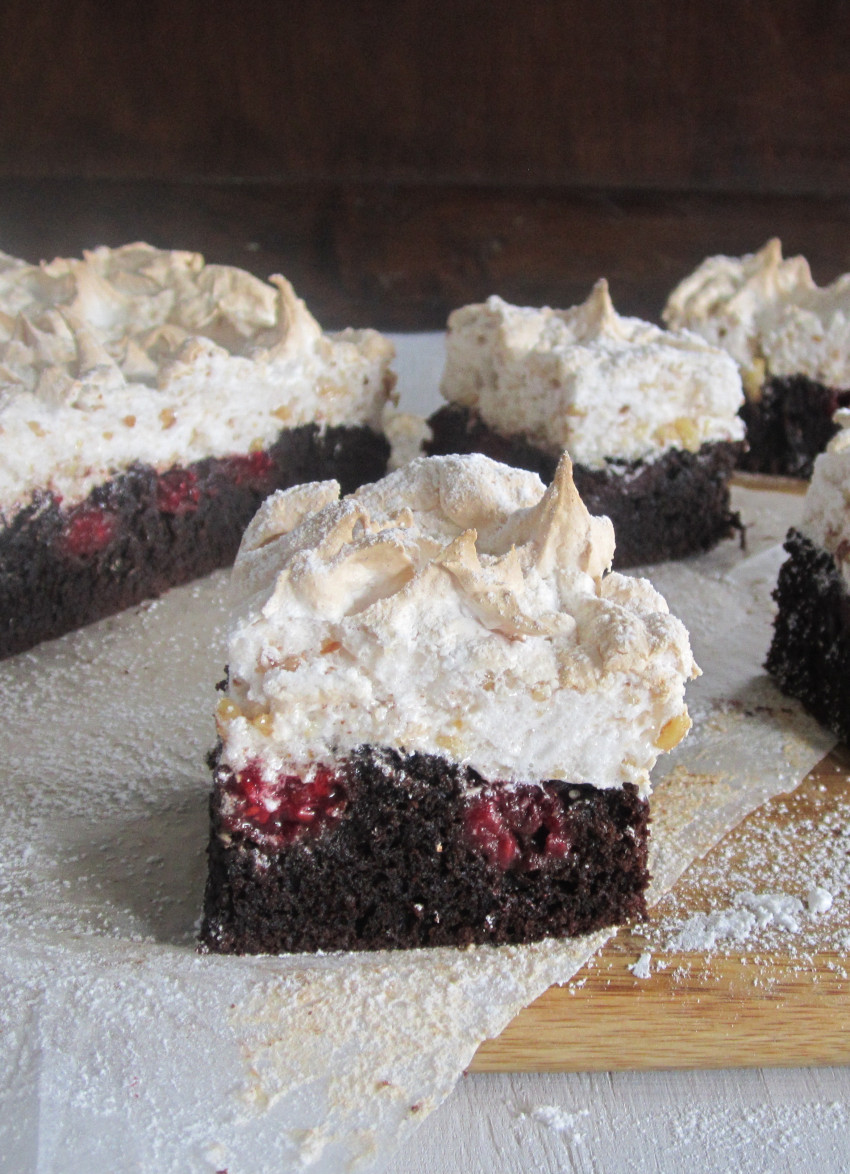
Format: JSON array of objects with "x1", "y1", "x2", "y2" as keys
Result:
[
  {"x1": 439, "y1": 281, "x2": 744, "y2": 469},
  {"x1": 220, "y1": 453, "x2": 698, "y2": 794},
  {"x1": 0, "y1": 243, "x2": 395, "y2": 513}
]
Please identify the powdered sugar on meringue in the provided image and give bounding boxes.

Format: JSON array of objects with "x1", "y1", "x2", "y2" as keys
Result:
[
  {"x1": 0, "y1": 243, "x2": 395, "y2": 513},
  {"x1": 663, "y1": 238, "x2": 850, "y2": 387},
  {"x1": 439, "y1": 281, "x2": 744, "y2": 469},
  {"x1": 219, "y1": 453, "x2": 698, "y2": 793}
]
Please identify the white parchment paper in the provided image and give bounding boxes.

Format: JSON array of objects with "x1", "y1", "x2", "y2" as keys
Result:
[{"x1": 0, "y1": 335, "x2": 837, "y2": 1173}]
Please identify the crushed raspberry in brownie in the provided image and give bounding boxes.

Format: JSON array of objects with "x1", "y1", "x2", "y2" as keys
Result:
[
  {"x1": 1, "y1": 424, "x2": 388, "y2": 661},
  {"x1": 223, "y1": 760, "x2": 350, "y2": 849},
  {"x1": 225, "y1": 451, "x2": 276, "y2": 487},
  {"x1": 59, "y1": 504, "x2": 118, "y2": 557},
  {"x1": 201, "y1": 747, "x2": 650, "y2": 954},
  {"x1": 155, "y1": 468, "x2": 201, "y2": 515},
  {"x1": 463, "y1": 783, "x2": 575, "y2": 871}
]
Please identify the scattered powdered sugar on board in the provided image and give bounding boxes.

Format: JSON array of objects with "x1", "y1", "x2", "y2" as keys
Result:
[
  {"x1": 629, "y1": 951, "x2": 653, "y2": 979},
  {"x1": 0, "y1": 484, "x2": 838, "y2": 1174},
  {"x1": 667, "y1": 891, "x2": 806, "y2": 951},
  {"x1": 640, "y1": 754, "x2": 850, "y2": 985},
  {"x1": 807, "y1": 886, "x2": 834, "y2": 914}
]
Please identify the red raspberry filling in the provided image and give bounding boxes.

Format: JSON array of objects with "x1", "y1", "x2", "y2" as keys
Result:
[
  {"x1": 59, "y1": 504, "x2": 118, "y2": 558},
  {"x1": 223, "y1": 760, "x2": 350, "y2": 849},
  {"x1": 156, "y1": 468, "x2": 201, "y2": 515},
  {"x1": 225, "y1": 451, "x2": 276, "y2": 487},
  {"x1": 463, "y1": 783, "x2": 574, "y2": 872}
]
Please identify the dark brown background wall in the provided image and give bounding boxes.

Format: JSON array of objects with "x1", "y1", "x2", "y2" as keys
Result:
[{"x1": 2, "y1": 0, "x2": 850, "y2": 326}]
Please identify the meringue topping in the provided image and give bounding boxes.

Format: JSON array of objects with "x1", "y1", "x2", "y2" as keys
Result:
[
  {"x1": 0, "y1": 243, "x2": 395, "y2": 513},
  {"x1": 663, "y1": 239, "x2": 850, "y2": 388},
  {"x1": 439, "y1": 282, "x2": 744, "y2": 469},
  {"x1": 221, "y1": 453, "x2": 698, "y2": 794}
]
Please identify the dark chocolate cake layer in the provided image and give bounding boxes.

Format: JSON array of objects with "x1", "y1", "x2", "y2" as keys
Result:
[
  {"x1": 425, "y1": 404, "x2": 742, "y2": 568},
  {"x1": 766, "y1": 529, "x2": 850, "y2": 744},
  {"x1": 200, "y1": 746, "x2": 650, "y2": 954},
  {"x1": 0, "y1": 423, "x2": 388, "y2": 660},
  {"x1": 740, "y1": 375, "x2": 850, "y2": 479}
]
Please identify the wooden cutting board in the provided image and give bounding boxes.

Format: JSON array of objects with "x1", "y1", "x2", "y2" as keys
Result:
[{"x1": 471, "y1": 747, "x2": 850, "y2": 1071}]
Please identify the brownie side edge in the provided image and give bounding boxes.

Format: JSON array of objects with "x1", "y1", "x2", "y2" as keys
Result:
[
  {"x1": 740, "y1": 375, "x2": 850, "y2": 479},
  {"x1": 766, "y1": 528, "x2": 850, "y2": 744},
  {"x1": 199, "y1": 746, "x2": 650, "y2": 955},
  {"x1": 0, "y1": 423, "x2": 389, "y2": 660}
]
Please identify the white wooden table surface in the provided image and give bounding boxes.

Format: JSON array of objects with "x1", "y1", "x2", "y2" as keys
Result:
[{"x1": 383, "y1": 1068, "x2": 850, "y2": 1173}]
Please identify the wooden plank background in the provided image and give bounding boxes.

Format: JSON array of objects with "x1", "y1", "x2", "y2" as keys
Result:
[{"x1": 2, "y1": 1, "x2": 850, "y2": 327}]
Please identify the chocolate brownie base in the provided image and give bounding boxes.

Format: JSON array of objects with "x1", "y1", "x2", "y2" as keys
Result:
[
  {"x1": 766, "y1": 529, "x2": 850, "y2": 744},
  {"x1": 199, "y1": 745, "x2": 650, "y2": 954},
  {"x1": 740, "y1": 375, "x2": 850, "y2": 479},
  {"x1": 0, "y1": 423, "x2": 388, "y2": 660},
  {"x1": 425, "y1": 404, "x2": 742, "y2": 568}
]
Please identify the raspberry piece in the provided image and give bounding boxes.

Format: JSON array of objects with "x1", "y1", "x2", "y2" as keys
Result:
[
  {"x1": 496, "y1": 830, "x2": 519, "y2": 869},
  {"x1": 224, "y1": 760, "x2": 349, "y2": 849},
  {"x1": 60, "y1": 505, "x2": 118, "y2": 558},
  {"x1": 226, "y1": 451, "x2": 275, "y2": 487},
  {"x1": 156, "y1": 468, "x2": 201, "y2": 515},
  {"x1": 545, "y1": 833, "x2": 571, "y2": 859},
  {"x1": 463, "y1": 782, "x2": 575, "y2": 871}
]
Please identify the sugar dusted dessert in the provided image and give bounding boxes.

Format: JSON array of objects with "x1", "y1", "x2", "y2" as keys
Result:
[
  {"x1": 425, "y1": 281, "x2": 745, "y2": 567},
  {"x1": 664, "y1": 239, "x2": 850, "y2": 477},
  {"x1": 0, "y1": 243, "x2": 394, "y2": 658},
  {"x1": 200, "y1": 452, "x2": 698, "y2": 954},
  {"x1": 767, "y1": 409, "x2": 850, "y2": 742}
]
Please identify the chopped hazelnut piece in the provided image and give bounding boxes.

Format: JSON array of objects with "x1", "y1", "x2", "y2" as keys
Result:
[{"x1": 655, "y1": 709, "x2": 691, "y2": 751}]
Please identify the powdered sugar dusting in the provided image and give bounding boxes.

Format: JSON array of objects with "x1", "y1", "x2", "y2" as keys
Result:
[
  {"x1": 667, "y1": 1100, "x2": 849, "y2": 1169},
  {"x1": 636, "y1": 749, "x2": 850, "y2": 988},
  {"x1": 667, "y1": 892, "x2": 806, "y2": 952},
  {"x1": 807, "y1": 886, "x2": 835, "y2": 914},
  {"x1": 629, "y1": 951, "x2": 653, "y2": 979}
]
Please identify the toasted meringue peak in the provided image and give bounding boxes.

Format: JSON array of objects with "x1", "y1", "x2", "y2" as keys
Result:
[
  {"x1": 224, "y1": 453, "x2": 697, "y2": 794},
  {"x1": 490, "y1": 454, "x2": 615, "y2": 581},
  {"x1": 440, "y1": 287, "x2": 743, "y2": 467},
  {"x1": 568, "y1": 278, "x2": 622, "y2": 340},
  {"x1": 0, "y1": 243, "x2": 395, "y2": 512},
  {"x1": 664, "y1": 240, "x2": 850, "y2": 386}
]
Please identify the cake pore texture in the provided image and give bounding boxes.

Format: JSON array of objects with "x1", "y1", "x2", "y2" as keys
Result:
[
  {"x1": 0, "y1": 242, "x2": 395, "y2": 513},
  {"x1": 663, "y1": 238, "x2": 850, "y2": 388},
  {"x1": 220, "y1": 453, "x2": 698, "y2": 795},
  {"x1": 766, "y1": 528, "x2": 850, "y2": 745},
  {"x1": 438, "y1": 281, "x2": 744, "y2": 468}
]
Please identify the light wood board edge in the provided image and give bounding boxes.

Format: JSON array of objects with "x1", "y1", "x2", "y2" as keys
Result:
[
  {"x1": 730, "y1": 472, "x2": 808, "y2": 495},
  {"x1": 469, "y1": 949, "x2": 850, "y2": 1072}
]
